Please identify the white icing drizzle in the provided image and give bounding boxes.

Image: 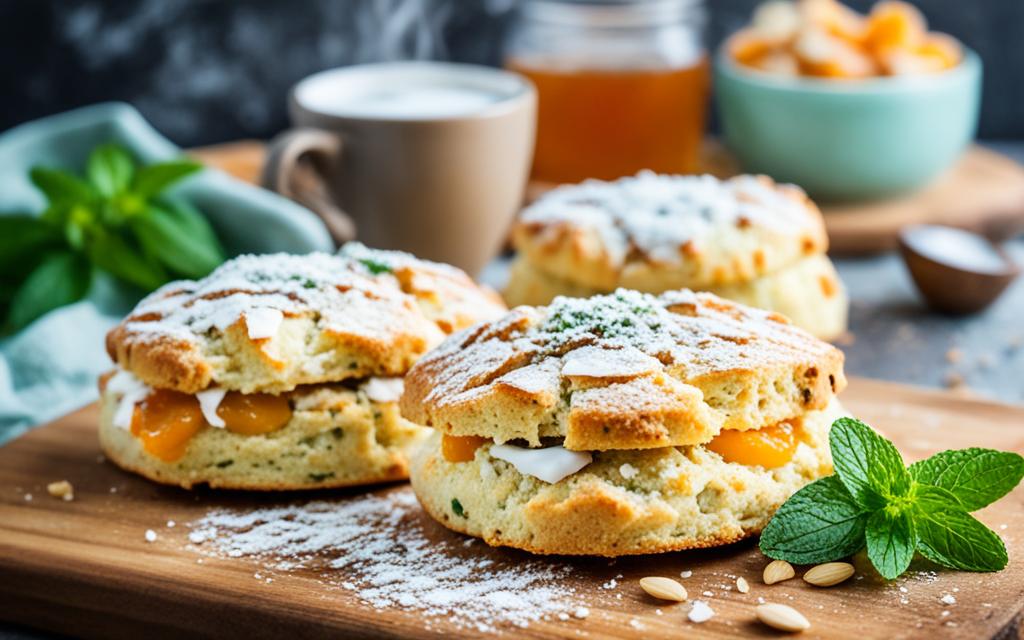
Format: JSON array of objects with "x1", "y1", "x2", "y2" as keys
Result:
[
  {"x1": 196, "y1": 388, "x2": 228, "y2": 428},
  {"x1": 106, "y1": 370, "x2": 151, "y2": 430},
  {"x1": 362, "y1": 377, "x2": 405, "y2": 403},
  {"x1": 520, "y1": 171, "x2": 813, "y2": 267},
  {"x1": 490, "y1": 444, "x2": 592, "y2": 484},
  {"x1": 245, "y1": 307, "x2": 284, "y2": 340},
  {"x1": 560, "y1": 344, "x2": 661, "y2": 379}
]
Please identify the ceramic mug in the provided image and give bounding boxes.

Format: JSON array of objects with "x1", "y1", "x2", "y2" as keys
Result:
[{"x1": 263, "y1": 61, "x2": 536, "y2": 274}]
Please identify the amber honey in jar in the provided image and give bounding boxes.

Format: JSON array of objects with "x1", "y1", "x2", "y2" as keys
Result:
[{"x1": 506, "y1": 0, "x2": 709, "y2": 185}]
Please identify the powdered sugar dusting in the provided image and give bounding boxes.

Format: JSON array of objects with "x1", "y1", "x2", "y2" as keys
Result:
[
  {"x1": 520, "y1": 171, "x2": 814, "y2": 267},
  {"x1": 187, "y1": 491, "x2": 577, "y2": 632}
]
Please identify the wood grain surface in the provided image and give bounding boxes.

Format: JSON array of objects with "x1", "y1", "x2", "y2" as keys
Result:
[{"x1": 1, "y1": 378, "x2": 1023, "y2": 639}]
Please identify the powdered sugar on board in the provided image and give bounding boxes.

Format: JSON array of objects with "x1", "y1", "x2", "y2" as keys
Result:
[{"x1": 186, "y1": 490, "x2": 578, "y2": 632}]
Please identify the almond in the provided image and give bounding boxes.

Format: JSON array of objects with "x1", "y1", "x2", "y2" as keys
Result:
[
  {"x1": 756, "y1": 603, "x2": 811, "y2": 632},
  {"x1": 639, "y1": 576, "x2": 688, "y2": 602},
  {"x1": 803, "y1": 562, "x2": 855, "y2": 587},
  {"x1": 763, "y1": 559, "x2": 795, "y2": 585},
  {"x1": 736, "y1": 576, "x2": 750, "y2": 594}
]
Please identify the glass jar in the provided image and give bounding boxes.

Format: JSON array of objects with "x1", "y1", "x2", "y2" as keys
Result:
[{"x1": 506, "y1": 0, "x2": 709, "y2": 185}]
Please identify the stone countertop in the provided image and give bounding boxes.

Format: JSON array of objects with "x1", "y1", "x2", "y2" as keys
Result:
[{"x1": 834, "y1": 244, "x2": 1023, "y2": 404}]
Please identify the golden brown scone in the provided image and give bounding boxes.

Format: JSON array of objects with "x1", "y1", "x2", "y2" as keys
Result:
[
  {"x1": 100, "y1": 244, "x2": 505, "y2": 490},
  {"x1": 106, "y1": 244, "x2": 506, "y2": 394},
  {"x1": 410, "y1": 400, "x2": 845, "y2": 556},
  {"x1": 99, "y1": 381, "x2": 429, "y2": 490},
  {"x1": 507, "y1": 172, "x2": 848, "y2": 340},
  {"x1": 401, "y1": 289, "x2": 846, "y2": 451}
]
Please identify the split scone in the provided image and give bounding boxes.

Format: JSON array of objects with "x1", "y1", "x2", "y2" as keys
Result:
[
  {"x1": 99, "y1": 244, "x2": 506, "y2": 490},
  {"x1": 402, "y1": 289, "x2": 847, "y2": 556},
  {"x1": 505, "y1": 172, "x2": 848, "y2": 340}
]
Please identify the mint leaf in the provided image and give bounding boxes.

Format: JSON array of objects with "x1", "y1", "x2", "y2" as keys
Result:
[
  {"x1": 6, "y1": 251, "x2": 91, "y2": 331},
  {"x1": 759, "y1": 475, "x2": 867, "y2": 564},
  {"x1": 359, "y1": 258, "x2": 392, "y2": 275},
  {"x1": 30, "y1": 167, "x2": 94, "y2": 205},
  {"x1": 0, "y1": 216, "x2": 61, "y2": 272},
  {"x1": 830, "y1": 417, "x2": 911, "y2": 507},
  {"x1": 87, "y1": 144, "x2": 134, "y2": 198},
  {"x1": 865, "y1": 508, "x2": 916, "y2": 579},
  {"x1": 132, "y1": 204, "x2": 223, "y2": 278},
  {"x1": 914, "y1": 484, "x2": 1007, "y2": 572},
  {"x1": 87, "y1": 231, "x2": 168, "y2": 291},
  {"x1": 131, "y1": 160, "x2": 202, "y2": 199},
  {"x1": 910, "y1": 449, "x2": 1024, "y2": 512}
]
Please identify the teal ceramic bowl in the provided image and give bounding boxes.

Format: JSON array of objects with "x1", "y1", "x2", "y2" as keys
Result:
[{"x1": 714, "y1": 49, "x2": 982, "y2": 202}]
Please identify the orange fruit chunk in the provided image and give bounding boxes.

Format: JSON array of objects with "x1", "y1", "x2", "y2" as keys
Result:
[
  {"x1": 441, "y1": 434, "x2": 490, "y2": 463},
  {"x1": 217, "y1": 392, "x2": 293, "y2": 435},
  {"x1": 864, "y1": 1, "x2": 927, "y2": 55},
  {"x1": 730, "y1": 29, "x2": 778, "y2": 67},
  {"x1": 131, "y1": 390, "x2": 205, "y2": 462},
  {"x1": 705, "y1": 421, "x2": 799, "y2": 469}
]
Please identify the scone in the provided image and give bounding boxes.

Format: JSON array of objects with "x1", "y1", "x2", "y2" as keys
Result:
[
  {"x1": 505, "y1": 172, "x2": 848, "y2": 340},
  {"x1": 401, "y1": 289, "x2": 847, "y2": 556},
  {"x1": 99, "y1": 243, "x2": 506, "y2": 490}
]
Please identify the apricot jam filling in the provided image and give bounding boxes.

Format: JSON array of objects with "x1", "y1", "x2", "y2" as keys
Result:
[
  {"x1": 131, "y1": 389, "x2": 206, "y2": 462},
  {"x1": 441, "y1": 434, "x2": 490, "y2": 462},
  {"x1": 217, "y1": 392, "x2": 292, "y2": 435},
  {"x1": 705, "y1": 420, "x2": 799, "y2": 469},
  {"x1": 129, "y1": 389, "x2": 293, "y2": 461}
]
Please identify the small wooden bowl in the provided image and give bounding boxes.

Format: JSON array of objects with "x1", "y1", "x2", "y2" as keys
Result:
[{"x1": 899, "y1": 224, "x2": 1021, "y2": 314}]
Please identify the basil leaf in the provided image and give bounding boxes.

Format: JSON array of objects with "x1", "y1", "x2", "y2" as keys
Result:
[
  {"x1": 131, "y1": 160, "x2": 203, "y2": 199},
  {"x1": 830, "y1": 417, "x2": 911, "y2": 507},
  {"x1": 87, "y1": 144, "x2": 134, "y2": 198},
  {"x1": 0, "y1": 216, "x2": 62, "y2": 271},
  {"x1": 87, "y1": 231, "x2": 168, "y2": 291},
  {"x1": 30, "y1": 167, "x2": 94, "y2": 205},
  {"x1": 6, "y1": 251, "x2": 91, "y2": 331},
  {"x1": 913, "y1": 485, "x2": 1007, "y2": 572},
  {"x1": 759, "y1": 475, "x2": 868, "y2": 564},
  {"x1": 910, "y1": 448, "x2": 1024, "y2": 512},
  {"x1": 131, "y1": 204, "x2": 223, "y2": 279},
  {"x1": 865, "y1": 508, "x2": 916, "y2": 579}
]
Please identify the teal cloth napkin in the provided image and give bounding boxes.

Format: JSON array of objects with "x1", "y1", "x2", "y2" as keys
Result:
[{"x1": 0, "y1": 103, "x2": 333, "y2": 443}]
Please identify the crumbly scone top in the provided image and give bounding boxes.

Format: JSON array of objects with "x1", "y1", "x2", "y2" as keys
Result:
[
  {"x1": 514, "y1": 172, "x2": 829, "y2": 289},
  {"x1": 401, "y1": 289, "x2": 846, "y2": 450},
  {"x1": 106, "y1": 244, "x2": 506, "y2": 393}
]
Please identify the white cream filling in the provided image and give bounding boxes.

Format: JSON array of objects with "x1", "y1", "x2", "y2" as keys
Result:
[
  {"x1": 490, "y1": 443, "x2": 593, "y2": 484},
  {"x1": 244, "y1": 307, "x2": 283, "y2": 340},
  {"x1": 196, "y1": 388, "x2": 228, "y2": 428},
  {"x1": 106, "y1": 370, "x2": 151, "y2": 430},
  {"x1": 362, "y1": 377, "x2": 405, "y2": 403}
]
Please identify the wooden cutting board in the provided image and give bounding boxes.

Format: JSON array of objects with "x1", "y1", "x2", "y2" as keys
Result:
[
  {"x1": 1, "y1": 377, "x2": 1023, "y2": 639},
  {"x1": 190, "y1": 140, "x2": 1024, "y2": 256}
]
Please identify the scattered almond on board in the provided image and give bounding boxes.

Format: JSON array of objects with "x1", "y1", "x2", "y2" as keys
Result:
[
  {"x1": 757, "y1": 603, "x2": 812, "y2": 632},
  {"x1": 736, "y1": 576, "x2": 751, "y2": 593},
  {"x1": 638, "y1": 576, "x2": 688, "y2": 602},
  {"x1": 804, "y1": 562, "x2": 856, "y2": 587},
  {"x1": 763, "y1": 559, "x2": 796, "y2": 584}
]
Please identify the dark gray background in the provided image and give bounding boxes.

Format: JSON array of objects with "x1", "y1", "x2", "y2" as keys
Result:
[{"x1": 2, "y1": 0, "x2": 1021, "y2": 146}]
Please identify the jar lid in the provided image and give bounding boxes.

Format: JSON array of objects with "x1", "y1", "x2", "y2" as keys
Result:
[{"x1": 521, "y1": 0, "x2": 702, "y2": 28}]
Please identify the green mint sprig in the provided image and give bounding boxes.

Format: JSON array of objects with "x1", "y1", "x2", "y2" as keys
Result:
[
  {"x1": 760, "y1": 417, "x2": 1024, "y2": 579},
  {"x1": 2, "y1": 143, "x2": 225, "y2": 333}
]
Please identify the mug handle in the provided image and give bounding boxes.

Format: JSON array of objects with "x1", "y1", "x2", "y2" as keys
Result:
[{"x1": 261, "y1": 128, "x2": 357, "y2": 243}]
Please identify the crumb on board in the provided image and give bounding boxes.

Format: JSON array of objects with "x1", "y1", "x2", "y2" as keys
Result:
[{"x1": 47, "y1": 480, "x2": 74, "y2": 501}]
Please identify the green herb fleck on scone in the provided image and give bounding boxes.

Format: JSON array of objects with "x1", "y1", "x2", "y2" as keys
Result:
[
  {"x1": 451, "y1": 498, "x2": 467, "y2": 518},
  {"x1": 359, "y1": 258, "x2": 392, "y2": 275},
  {"x1": 760, "y1": 417, "x2": 1024, "y2": 580}
]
